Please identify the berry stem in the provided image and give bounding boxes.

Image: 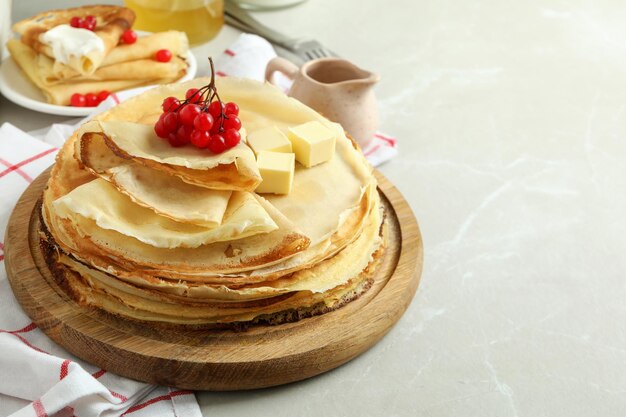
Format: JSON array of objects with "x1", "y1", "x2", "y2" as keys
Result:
[{"x1": 170, "y1": 57, "x2": 230, "y2": 133}]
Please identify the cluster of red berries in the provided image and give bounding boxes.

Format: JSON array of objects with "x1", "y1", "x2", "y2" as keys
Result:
[
  {"x1": 154, "y1": 86, "x2": 242, "y2": 154},
  {"x1": 70, "y1": 15, "x2": 97, "y2": 31},
  {"x1": 70, "y1": 90, "x2": 110, "y2": 107}
]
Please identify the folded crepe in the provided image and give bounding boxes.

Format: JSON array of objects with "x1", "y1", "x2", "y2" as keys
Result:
[
  {"x1": 102, "y1": 31, "x2": 189, "y2": 67},
  {"x1": 7, "y1": 39, "x2": 178, "y2": 105},
  {"x1": 12, "y1": 5, "x2": 135, "y2": 75},
  {"x1": 53, "y1": 178, "x2": 277, "y2": 248},
  {"x1": 78, "y1": 120, "x2": 261, "y2": 191},
  {"x1": 77, "y1": 131, "x2": 232, "y2": 226},
  {"x1": 43, "y1": 138, "x2": 311, "y2": 275},
  {"x1": 40, "y1": 55, "x2": 187, "y2": 85},
  {"x1": 35, "y1": 32, "x2": 189, "y2": 84}
]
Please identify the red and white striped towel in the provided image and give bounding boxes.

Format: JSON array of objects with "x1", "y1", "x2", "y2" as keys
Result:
[{"x1": 0, "y1": 123, "x2": 202, "y2": 417}]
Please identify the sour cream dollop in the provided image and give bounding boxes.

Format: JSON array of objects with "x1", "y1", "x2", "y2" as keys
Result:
[{"x1": 40, "y1": 24, "x2": 105, "y2": 65}]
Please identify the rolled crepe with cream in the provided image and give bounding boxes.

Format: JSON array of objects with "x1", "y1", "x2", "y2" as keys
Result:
[
  {"x1": 12, "y1": 5, "x2": 134, "y2": 75},
  {"x1": 38, "y1": 25, "x2": 107, "y2": 77},
  {"x1": 10, "y1": 39, "x2": 187, "y2": 86},
  {"x1": 8, "y1": 37, "x2": 179, "y2": 105},
  {"x1": 41, "y1": 32, "x2": 189, "y2": 83}
]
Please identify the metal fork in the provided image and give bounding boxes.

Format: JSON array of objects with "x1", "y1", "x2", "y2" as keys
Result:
[{"x1": 224, "y1": 1, "x2": 338, "y2": 64}]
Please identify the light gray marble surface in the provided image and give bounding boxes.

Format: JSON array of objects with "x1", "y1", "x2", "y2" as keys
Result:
[{"x1": 4, "y1": 0, "x2": 626, "y2": 416}]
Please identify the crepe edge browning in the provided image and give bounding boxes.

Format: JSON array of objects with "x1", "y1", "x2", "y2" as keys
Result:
[{"x1": 38, "y1": 199, "x2": 388, "y2": 330}]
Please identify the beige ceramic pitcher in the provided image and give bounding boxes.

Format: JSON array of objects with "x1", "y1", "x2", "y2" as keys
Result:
[{"x1": 265, "y1": 57, "x2": 380, "y2": 148}]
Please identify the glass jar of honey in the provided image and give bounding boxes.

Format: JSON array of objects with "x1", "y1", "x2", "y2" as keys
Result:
[{"x1": 124, "y1": 0, "x2": 224, "y2": 45}]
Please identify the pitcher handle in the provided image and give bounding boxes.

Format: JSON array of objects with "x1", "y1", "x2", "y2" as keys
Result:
[{"x1": 265, "y1": 57, "x2": 299, "y2": 85}]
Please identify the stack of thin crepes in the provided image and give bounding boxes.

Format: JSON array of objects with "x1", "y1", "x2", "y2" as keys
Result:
[
  {"x1": 7, "y1": 5, "x2": 190, "y2": 105},
  {"x1": 40, "y1": 77, "x2": 386, "y2": 328}
]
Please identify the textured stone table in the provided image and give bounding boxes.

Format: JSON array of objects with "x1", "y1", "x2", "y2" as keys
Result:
[{"x1": 5, "y1": 0, "x2": 626, "y2": 415}]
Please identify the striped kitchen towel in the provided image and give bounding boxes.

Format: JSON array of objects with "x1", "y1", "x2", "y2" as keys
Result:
[{"x1": 0, "y1": 123, "x2": 202, "y2": 417}]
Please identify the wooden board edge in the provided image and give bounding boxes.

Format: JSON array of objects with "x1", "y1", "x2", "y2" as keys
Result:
[{"x1": 4, "y1": 167, "x2": 423, "y2": 390}]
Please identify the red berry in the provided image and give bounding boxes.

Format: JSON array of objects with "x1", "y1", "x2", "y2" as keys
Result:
[
  {"x1": 193, "y1": 113, "x2": 214, "y2": 131},
  {"x1": 168, "y1": 132, "x2": 185, "y2": 147},
  {"x1": 179, "y1": 104, "x2": 202, "y2": 126},
  {"x1": 85, "y1": 15, "x2": 96, "y2": 26},
  {"x1": 185, "y1": 88, "x2": 202, "y2": 104},
  {"x1": 208, "y1": 134, "x2": 227, "y2": 154},
  {"x1": 176, "y1": 124, "x2": 194, "y2": 144},
  {"x1": 155, "y1": 49, "x2": 172, "y2": 62},
  {"x1": 121, "y1": 29, "x2": 137, "y2": 44},
  {"x1": 224, "y1": 115, "x2": 241, "y2": 131},
  {"x1": 97, "y1": 90, "x2": 110, "y2": 102},
  {"x1": 80, "y1": 16, "x2": 96, "y2": 31},
  {"x1": 208, "y1": 100, "x2": 224, "y2": 118},
  {"x1": 162, "y1": 96, "x2": 180, "y2": 112},
  {"x1": 162, "y1": 112, "x2": 179, "y2": 132},
  {"x1": 211, "y1": 116, "x2": 223, "y2": 134},
  {"x1": 85, "y1": 93, "x2": 99, "y2": 107},
  {"x1": 70, "y1": 93, "x2": 86, "y2": 107},
  {"x1": 154, "y1": 120, "x2": 168, "y2": 138},
  {"x1": 70, "y1": 17, "x2": 82, "y2": 28},
  {"x1": 190, "y1": 130, "x2": 211, "y2": 148},
  {"x1": 224, "y1": 102, "x2": 239, "y2": 116},
  {"x1": 224, "y1": 128, "x2": 241, "y2": 148}
]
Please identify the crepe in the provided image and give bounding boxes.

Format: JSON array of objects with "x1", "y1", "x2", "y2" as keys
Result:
[
  {"x1": 13, "y1": 5, "x2": 135, "y2": 75},
  {"x1": 43, "y1": 213, "x2": 384, "y2": 325},
  {"x1": 54, "y1": 79, "x2": 179, "y2": 106},
  {"x1": 53, "y1": 178, "x2": 277, "y2": 248},
  {"x1": 77, "y1": 131, "x2": 232, "y2": 226},
  {"x1": 43, "y1": 136, "x2": 310, "y2": 274},
  {"x1": 8, "y1": 7, "x2": 190, "y2": 105},
  {"x1": 78, "y1": 120, "x2": 261, "y2": 191},
  {"x1": 49, "y1": 251, "x2": 378, "y2": 326},
  {"x1": 101, "y1": 31, "x2": 189, "y2": 67},
  {"x1": 35, "y1": 31, "x2": 189, "y2": 83},
  {"x1": 8, "y1": 39, "x2": 175, "y2": 105},
  {"x1": 59, "y1": 198, "x2": 384, "y2": 303},
  {"x1": 43, "y1": 57, "x2": 188, "y2": 85}
]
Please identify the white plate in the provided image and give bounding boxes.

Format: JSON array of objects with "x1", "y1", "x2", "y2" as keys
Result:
[{"x1": 0, "y1": 41, "x2": 197, "y2": 117}]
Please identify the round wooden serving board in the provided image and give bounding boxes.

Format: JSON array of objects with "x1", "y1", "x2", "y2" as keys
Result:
[{"x1": 5, "y1": 168, "x2": 423, "y2": 391}]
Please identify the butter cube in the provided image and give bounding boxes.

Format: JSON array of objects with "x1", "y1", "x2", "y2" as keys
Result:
[
  {"x1": 255, "y1": 151, "x2": 295, "y2": 195},
  {"x1": 287, "y1": 121, "x2": 336, "y2": 167},
  {"x1": 247, "y1": 126, "x2": 292, "y2": 155}
]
